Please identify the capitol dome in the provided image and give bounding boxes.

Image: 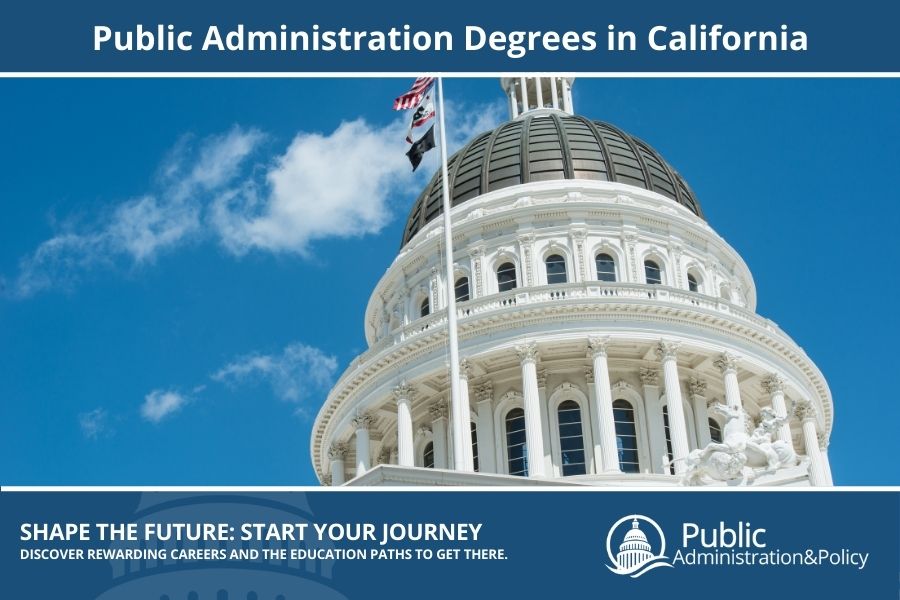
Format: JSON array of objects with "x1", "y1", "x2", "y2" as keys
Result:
[
  {"x1": 402, "y1": 113, "x2": 703, "y2": 246},
  {"x1": 311, "y1": 77, "x2": 834, "y2": 489}
]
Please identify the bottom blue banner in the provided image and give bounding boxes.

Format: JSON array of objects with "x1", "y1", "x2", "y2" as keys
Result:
[{"x1": 2, "y1": 490, "x2": 897, "y2": 598}]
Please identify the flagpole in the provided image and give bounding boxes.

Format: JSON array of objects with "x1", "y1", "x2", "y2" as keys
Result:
[{"x1": 435, "y1": 77, "x2": 474, "y2": 472}]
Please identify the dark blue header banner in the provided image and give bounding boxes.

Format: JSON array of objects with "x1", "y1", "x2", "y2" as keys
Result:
[
  {"x1": 2, "y1": 490, "x2": 897, "y2": 599},
  {"x1": 1, "y1": 0, "x2": 899, "y2": 72}
]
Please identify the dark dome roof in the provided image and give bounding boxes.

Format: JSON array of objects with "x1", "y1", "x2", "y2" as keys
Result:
[{"x1": 401, "y1": 112, "x2": 704, "y2": 247}]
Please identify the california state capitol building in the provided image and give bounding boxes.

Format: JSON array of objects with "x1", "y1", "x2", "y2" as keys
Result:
[{"x1": 311, "y1": 77, "x2": 834, "y2": 487}]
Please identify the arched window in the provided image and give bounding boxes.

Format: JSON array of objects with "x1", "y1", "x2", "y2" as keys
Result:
[
  {"x1": 545, "y1": 254, "x2": 568, "y2": 284},
  {"x1": 709, "y1": 418, "x2": 722, "y2": 443},
  {"x1": 557, "y1": 400, "x2": 586, "y2": 476},
  {"x1": 497, "y1": 262, "x2": 518, "y2": 292},
  {"x1": 644, "y1": 260, "x2": 662, "y2": 285},
  {"x1": 471, "y1": 421, "x2": 479, "y2": 472},
  {"x1": 595, "y1": 253, "x2": 616, "y2": 282},
  {"x1": 505, "y1": 408, "x2": 527, "y2": 476},
  {"x1": 613, "y1": 400, "x2": 640, "y2": 473},
  {"x1": 455, "y1": 277, "x2": 470, "y2": 302},
  {"x1": 420, "y1": 297, "x2": 430, "y2": 317},
  {"x1": 662, "y1": 406, "x2": 674, "y2": 475},
  {"x1": 423, "y1": 441, "x2": 434, "y2": 469},
  {"x1": 687, "y1": 272, "x2": 700, "y2": 293}
]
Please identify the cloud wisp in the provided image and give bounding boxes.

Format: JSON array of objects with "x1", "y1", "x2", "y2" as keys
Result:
[
  {"x1": 78, "y1": 407, "x2": 112, "y2": 439},
  {"x1": 5, "y1": 98, "x2": 506, "y2": 299},
  {"x1": 140, "y1": 389, "x2": 189, "y2": 424},
  {"x1": 211, "y1": 342, "x2": 338, "y2": 408}
]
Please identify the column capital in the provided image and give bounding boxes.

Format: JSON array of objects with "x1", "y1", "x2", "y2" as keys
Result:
[
  {"x1": 760, "y1": 373, "x2": 785, "y2": 395},
  {"x1": 714, "y1": 351, "x2": 740, "y2": 374},
  {"x1": 474, "y1": 381, "x2": 494, "y2": 403},
  {"x1": 392, "y1": 380, "x2": 415, "y2": 403},
  {"x1": 416, "y1": 425, "x2": 432, "y2": 439},
  {"x1": 515, "y1": 341, "x2": 539, "y2": 364},
  {"x1": 587, "y1": 335, "x2": 610, "y2": 358},
  {"x1": 328, "y1": 441, "x2": 349, "y2": 460},
  {"x1": 352, "y1": 412, "x2": 375, "y2": 431},
  {"x1": 537, "y1": 369, "x2": 548, "y2": 389},
  {"x1": 639, "y1": 367, "x2": 660, "y2": 387},
  {"x1": 656, "y1": 339, "x2": 680, "y2": 361},
  {"x1": 584, "y1": 366, "x2": 595, "y2": 384},
  {"x1": 468, "y1": 245, "x2": 484, "y2": 258},
  {"x1": 429, "y1": 399, "x2": 449, "y2": 421},
  {"x1": 687, "y1": 377, "x2": 708, "y2": 399},
  {"x1": 793, "y1": 399, "x2": 818, "y2": 423}
]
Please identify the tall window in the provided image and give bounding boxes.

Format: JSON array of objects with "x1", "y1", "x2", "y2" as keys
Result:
[
  {"x1": 613, "y1": 400, "x2": 640, "y2": 473},
  {"x1": 497, "y1": 262, "x2": 518, "y2": 292},
  {"x1": 644, "y1": 260, "x2": 662, "y2": 285},
  {"x1": 596, "y1": 253, "x2": 616, "y2": 282},
  {"x1": 455, "y1": 277, "x2": 470, "y2": 302},
  {"x1": 557, "y1": 400, "x2": 586, "y2": 476},
  {"x1": 687, "y1": 273, "x2": 700, "y2": 293},
  {"x1": 505, "y1": 408, "x2": 527, "y2": 476},
  {"x1": 545, "y1": 254, "x2": 568, "y2": 284},
  {"x1": 420, "y1": 297, "x2": 430, "y2": 317},
  {"x1": 662, "y1": 406, "x2": 674, "y2": 475},
  {"x1": 709, "y1": 418, "x2": 722, "y2": 443},
  {"x1": 471, "y1": 421, "x2": 479, "y2": 472},
  {"x1": 423, "y1": 442, "x2": 434, "y2": 469}
]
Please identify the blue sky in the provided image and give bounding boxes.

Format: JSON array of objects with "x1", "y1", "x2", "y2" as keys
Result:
[{"x1": 1, "y1": 77, "x2": 897, "y2": 486}]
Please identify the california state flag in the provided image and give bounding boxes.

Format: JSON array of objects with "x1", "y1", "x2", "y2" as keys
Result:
[{"x1": 406, "y1": 90, "x2": 435, "y2": 143}]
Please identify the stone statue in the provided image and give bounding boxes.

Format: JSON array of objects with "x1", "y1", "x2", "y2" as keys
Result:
[{"x1": 682, "y1": 402, "x2": 796, "y2": 486}]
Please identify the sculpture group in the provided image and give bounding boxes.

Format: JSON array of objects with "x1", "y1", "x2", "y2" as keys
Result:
[{"x1": 682, "y1": 403, "x2": 797, "y2": 486}]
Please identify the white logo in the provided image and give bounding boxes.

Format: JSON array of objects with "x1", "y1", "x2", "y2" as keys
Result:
[{"x1": 606, "y1": 514, "x2": 673, "y2": 578}]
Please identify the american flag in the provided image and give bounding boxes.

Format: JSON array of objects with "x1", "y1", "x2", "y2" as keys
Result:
[{"x1": 393, "y1": 77, "x2": 435, "y2": 110}]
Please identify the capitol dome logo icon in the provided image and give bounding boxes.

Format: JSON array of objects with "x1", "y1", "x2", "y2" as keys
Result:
[{"x1": 606, "y1": 515, "x2": 673, "y2": 578}]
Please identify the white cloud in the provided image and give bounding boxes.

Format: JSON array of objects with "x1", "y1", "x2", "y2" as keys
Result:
[
  {"x1": 5, "y1": 98, "x2": 506, "y2": 298},
  {"x1": 211, "y1": 342, "x2": 338, "y2": 404},
  {"x1": 140, "y1": 389, "x2": 188, "y2": 423},
  {"x1": 79, "y1": 407, "x2": 111, "y2": 439},
  {"x1": 210, "y1": 118, "x2": 413, "y2": 255},
  {"x1": 7, "y1": 127, "x2": 262, "y2": 298}
]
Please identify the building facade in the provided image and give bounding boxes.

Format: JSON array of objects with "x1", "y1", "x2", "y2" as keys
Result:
[{"x1": 311, "y1": 77, "x2": 833, "y2": 487}]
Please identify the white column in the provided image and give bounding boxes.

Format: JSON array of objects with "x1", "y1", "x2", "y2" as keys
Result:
[
  {"x1": 507, "y1": 85, "x2": 517, "y2": 118},
  {"x1": 795, "y1": 400, "x2": 828, "y2": 486},
  {"x1": 393, "y1": 381, "x2": 415, "y2": 467},
  {"x1": 688, "y1": 377, "x2": 711, "y2": 448},
  {"x1": 656, "y1": 340, "x2": 690, "y2": 475},
  {"x1": 761, "y1": 373, "x2": 793, "y2": 444},
  {"x1": 550, "y1": 76, "x2": 559, "y2": 109},
  {"x1": 352, "y1": 412, "x2": 374, "y2": 477},
  {"x1": 430, "y1": 400, "x2": 449, "y2": 470},
  {"x1": 474, "y1": 381, "x2": 496, "y2": 473},
  {"x1": 515, "y1": 342, "x2": 546, "y2": 477},
  {"x1": 818, "y1": 433, "x2": 834, "y2": 485},
  {"x1": 454, "y1": 359, "x2": 475, "y2": 471},
  {"x1": 584, "y1": 367, "x2": 600, "y2": 474},
  {"x1": 328, "y1": 442, "x2": 348, "y2": 486},
  {"x1": 535, "y1": 77, "x2": 544, "y2": 108},
  {"x1": 640, "y1": 367, "x2": 665, "y2": 474},
  {"x1": 537, "y1": 369, "x2": 554, "y2": 475},
  {"x1": 520, "y1": 76, "x2": 529, "y2": 111},
  {"x1": 562, "y1": 79, "x2": 572, "y2": 113},
  {"x1": 588, "y1": 336, "x2": 622, "y2": 473},
  {"x1": 714, "y1": 352, "x2": 746, "y2": 432}
]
